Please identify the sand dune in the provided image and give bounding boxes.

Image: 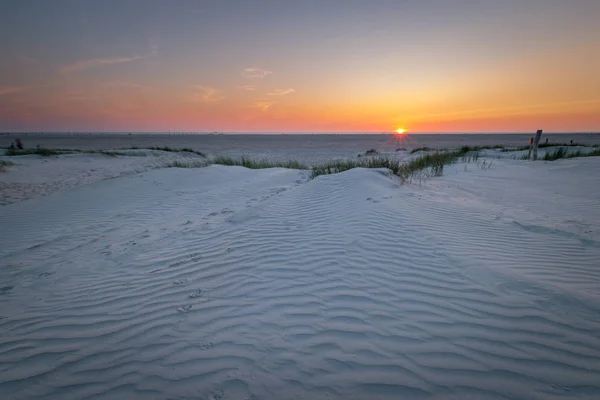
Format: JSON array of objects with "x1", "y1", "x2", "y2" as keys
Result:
[{"x1": 1, "y1": 158, "x2": 600, "y2": 399}]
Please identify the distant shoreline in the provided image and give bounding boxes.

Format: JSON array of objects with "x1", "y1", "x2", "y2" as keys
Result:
[{"x1": 1, "y1": 131, "x2": 599, "y2": 136}]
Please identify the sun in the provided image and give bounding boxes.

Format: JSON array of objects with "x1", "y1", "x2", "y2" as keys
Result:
[{"x1": 396, "y1": 128, "x2": 406, "y2": 135}]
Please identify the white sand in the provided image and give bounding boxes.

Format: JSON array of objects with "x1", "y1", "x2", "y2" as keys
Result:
[
  {"x1": 1, "y1": 155, "x2": 600, "y2": 399},
  {"x1": 0, "y1": 150, "x2": 204, "y2": 206}
]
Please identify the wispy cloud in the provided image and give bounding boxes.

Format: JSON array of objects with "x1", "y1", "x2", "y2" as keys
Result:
[
  {"x1": 60, "y1": 56, "x2": 142, "y2": 74},
  {"x1": 242, "y1": 68, "x2": 273, "y2": 79},
  {"x1": 267, "y1": 88, "x2": 295, "y2": 96},
  {"x1": 0, "y1": 86, "x2": 30, "y2": 96},
  {"x1": 239, "y1": 85, "x2": 256, "y2": 91},
  {"x1": 191, "y1": 85, "x2": 225, "y2": 103},
  {"x1": 255, "y1": 101, "x2": 274, "y2": 111}
]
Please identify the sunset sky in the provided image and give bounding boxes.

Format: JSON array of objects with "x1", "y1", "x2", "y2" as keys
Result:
[{"x1": 1, "y1": 0, "x2": 599, "y2": 133}]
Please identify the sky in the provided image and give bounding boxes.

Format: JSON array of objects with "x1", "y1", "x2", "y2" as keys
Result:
[{"x1": 1, "y1": 0, "x2": 599, "y2": 133}]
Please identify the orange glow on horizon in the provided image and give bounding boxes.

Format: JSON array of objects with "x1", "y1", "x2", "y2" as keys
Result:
[{"x1": 2, "y1": 2, "x2": 600, "y2": 133}]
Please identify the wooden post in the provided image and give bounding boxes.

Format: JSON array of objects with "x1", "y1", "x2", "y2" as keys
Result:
[{"x1": 531, "y1": 129, "x2": 543, "y2": 160}]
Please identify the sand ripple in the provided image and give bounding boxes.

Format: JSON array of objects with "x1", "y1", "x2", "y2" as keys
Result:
[{"x1": 1, "y1": 161, "x2": 600, "y2": 399}]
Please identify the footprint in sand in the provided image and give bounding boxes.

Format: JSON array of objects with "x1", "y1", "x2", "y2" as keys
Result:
[
  {"x1": 200, "y1": 342, "x2": 215, "y2": 350},
  {"x1": 0, "y1": 285, "x2": 14, "y2": 294},
  {"x1": 169, "y1": 260, "x2": 186, "y2": 268},
  {"x1": 188, "y1": 289, "x2": 202, "y2": 299},
  {"x1": 271, "y1": 187, "x2": 287, "y2": 195},
  {"x1": 208, "y1": 390, "x2": 223, "y2": 400},
  {"x1": 177, "y1": 304, "x2": 192, "y2": 313},
  {"x1": 173, "y1": 279, "x2": 188, "y2": 285}
]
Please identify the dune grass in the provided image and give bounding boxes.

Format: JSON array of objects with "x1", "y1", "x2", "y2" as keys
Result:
[
  {"x1": 83, "y1": 149, "x2": 149, "y2": 157},
  {"x1": 6, "y1": 148, "x2": 62, "y2": 157},
  {"x1": 543, "y1": 147, "x2": 600, "y2": 161},
  {"x1": 543, "y1": 147, "x2": 568, "y2": 161},
  {"x1": 459, "y1": 145, "x2": 504, "y2": 152},
  {"x1": 502, "y1": 146, "x2": 529, "y2": 152},
  {"x1": 503, "y1": 142, "x2": 591, "y2": 152},
  {"x1": 358, "y1": 148, "x2": 380, "y2": 157},
  {"x1": 5, "y1": 148, "x2": 143, "y2": 157},
  {"x1": 411, "y1": 145, "x2": 504, "y2": 154},
  {"x1": 79, "y1": 150, "x2": 122, "y2": 157},
  {"x1": 0, "y1": 160, "x2": 15, "y2": 166},
  {"x1": 539, "y1": 142, "x2": 587, "y2": 148},
  {"x1": 147, "y1": 146, "x2": 206, "y2": 157},
  {"x1": 211, "y1": 147, "x2": 478, "y2": 181},
  {"x1": 86, "y1": 147, "x2": 203, "y2": 157},
  {"x1": 311, "y1": 149, "x2": 471, "y2": 180},
  {"x1": 163, "y1": 160, "x2": 209, "y2": 168},
  {"x1": 212, "y1": 156, "x2": 307, "y2": 170},
  {"x1": 410, "y1": 147, "x2": 434, "y2": 154},
  {"x1": 4, "y1": 146, "x2": 206, "y2": 158}
]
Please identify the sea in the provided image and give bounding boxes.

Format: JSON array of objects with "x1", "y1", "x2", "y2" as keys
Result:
[{"x1": 2, "y1": 132, "x2": 599, "y2": 163}]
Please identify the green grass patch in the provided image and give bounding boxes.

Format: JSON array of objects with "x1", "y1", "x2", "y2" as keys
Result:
[
  {"x1": 212, "y1": 156, "x2": 307, "y2": 170},
  {"x1": 0, "y1": 160, "x2": 15, "y2": 166},
  {"x1": 538, "y1": 142, "x2": 587, "y2": 148},
  {"x1": 311, "y1": 150, "x2": 469, "y2": 181},
  {"x1": 501, "y1": 146, "x2": 529, "y2": 152},
  {"x1": 502, "y1": 142, "x2": 590, "y2": 152},
  {"x1": 543, "y1": 147, "x2": 568, "y2": 161},
  {"x1": 163, "y1": 160, "x2": 208, "y2": 168},
  {"x1": 80, "y1": 150, "x2": 120, "y2": 157},
  {"x1": 410, "y1": 147, "x2": 434, "y2": 154},
  {"x1": 543, "y1": 147, "x2": 600, "y2": 161},
  {"x1": 458, "y1": 145, "x2": 503, "y2": 153},
  {"x1": 5, "y1": 148, "x2": 152, "y2": 157},
  {"x1": 82, "y1": 150, "x2": 147, "y2": 157},
  {"x1": 148, "y1": 146, "x2": 205, "y2": 157},
  {"x1": 6, "y1": 148, "x2": 62, "y2": 157},
  {"x1": 3, "y1": 146, "x2": 207, "y2": 159}
]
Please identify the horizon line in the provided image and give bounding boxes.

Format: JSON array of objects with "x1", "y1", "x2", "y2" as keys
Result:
[{"x1": 2, "y1": 131, "x2": 599, "y2": 135}]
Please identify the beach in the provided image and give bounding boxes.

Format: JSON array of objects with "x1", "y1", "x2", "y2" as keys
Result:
[
  {"x1": 2, "y1": 133, "x2": 600, "y2": 163},
  {"x1": 3, "y1": 0, "x2": 600, "y2": 396},
  {"x1": 1, "y1": 139, "x2": 600, "y2": 399}
]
